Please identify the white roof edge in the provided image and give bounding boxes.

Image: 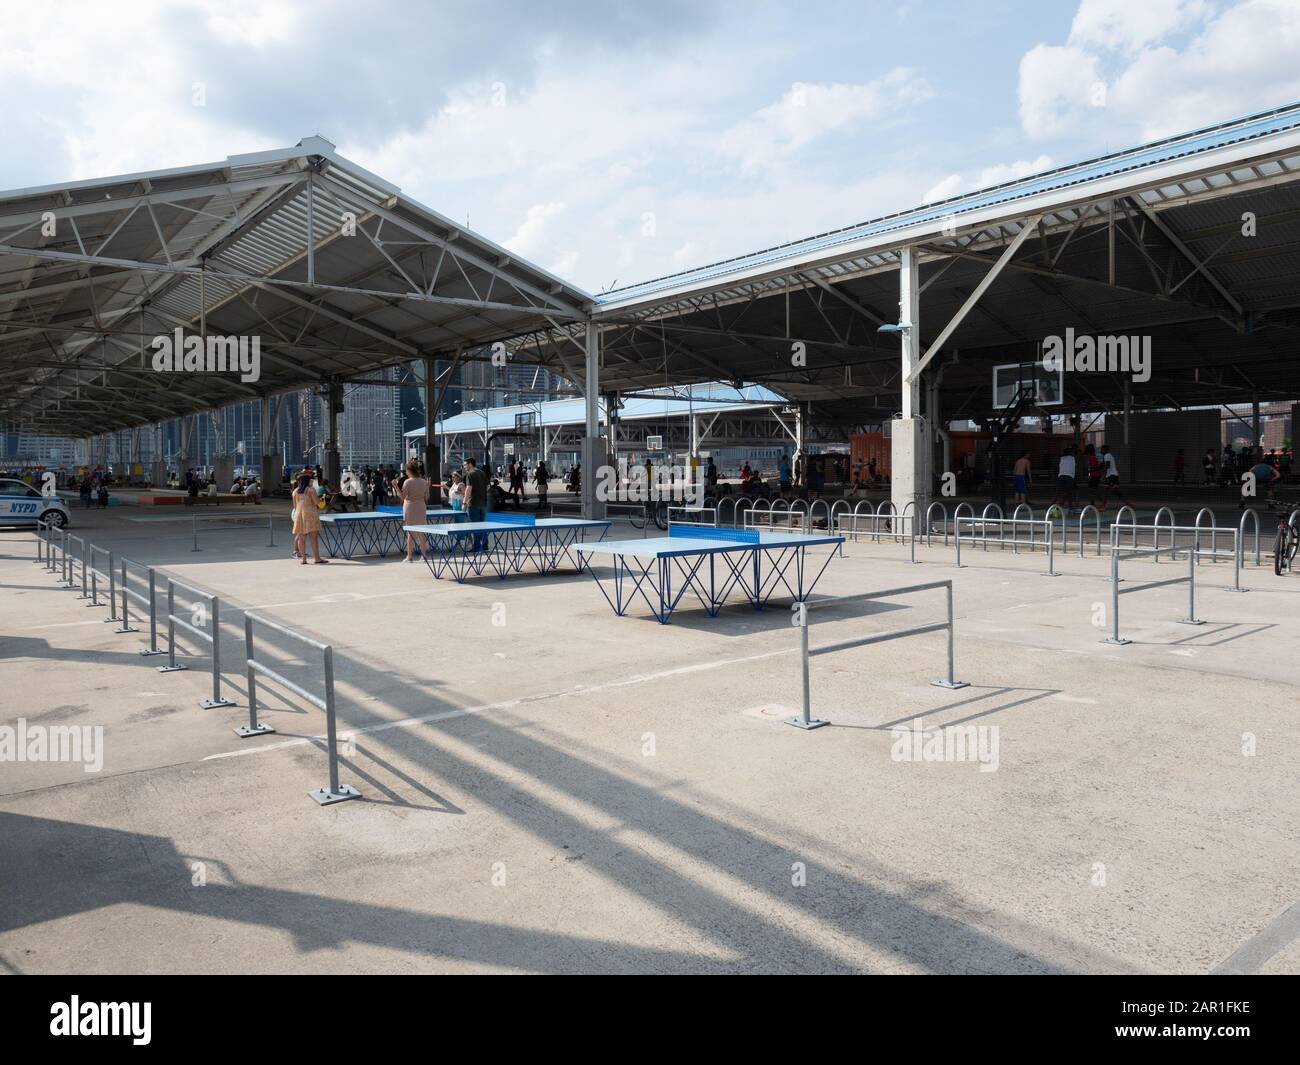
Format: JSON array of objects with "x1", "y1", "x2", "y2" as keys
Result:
[{"x1": 592, "y1": 118, "x2": 1300, "y2": 316}]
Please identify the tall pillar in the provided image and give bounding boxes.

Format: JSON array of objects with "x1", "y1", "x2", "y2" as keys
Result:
[
  {"x1": 582, "y1": 323, "x2": 606, "y2": 518},
  {"x1": 891, "y1": 246, "x2": 927, "y2": 517},
  {"x1": 1251, "y1": 395, "x2": 1261, "y2": 462},
  {"x1": 326, "y1": 381, "x2": 342, "y2": 488},
  {"x1": 259, "y1": 396, "x2": 279, "y2": 489},
  {"x1": 423, "y1": 356, "x2": 442, "y2": 500}
]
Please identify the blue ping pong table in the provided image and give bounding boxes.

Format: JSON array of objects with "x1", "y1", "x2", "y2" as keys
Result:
[
  {"x1": 404, "y1": 510, "x2": 611, "y2": 583},
  {"x1": 319, "y1": 507, "x2": 463, "y2": 559},
  {"x1": 575, "y1": 525, "x2": 843, "y2": 623}
]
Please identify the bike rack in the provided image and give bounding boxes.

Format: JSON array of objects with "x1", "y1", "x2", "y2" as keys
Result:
[
  {"x1": 952, "y1": 502, "x2": 973, "y2": 547},
  {"x1": 808, "y1": 498, "x2": 831, "y2": 534},
  {"x1": 666, "y1": 505, "x2": 718, "y2": 527},
  {"x1": 1153, "y1": 507, "x2": 1176, "y2": 552},
  {"x1": 1228, "y1": 509, "x2": 1261, "y2": 593},
  {"x1": 156, "y1": 577, "x2": 235, "y2": 709},
  {"x1": 875, "y1": 500, "x2": 898, "y2": 544},
  {"x1": 118, "y1": 557, "x2": 165, "y2": 653},
  {"x1": 925, "y1": 501, "x2": 948, "y2": 547},
  {"x1": 789, "y1": 498, "x2": 809, "y2": 533},
  {"x1": 241, "y1": 611, "x2": 361, "y2": 807},
  {"x1": 1103, "y1": 544, "x2": 1203, "y2": 645},
  {"x1": 1010, "y1": 504, "x2": 1033, "y2": 554},
  {"x1": 1076, "y1": 505, "x2": 1101, "y2": 557},
  {"x1": 829, "y1": 500, "x2": 851, "y2": 554},
  {"x1": 788, "y1": 579, "x2": 967, "y2": 730},
  {"x1": 1194, "y1": 507, "x2": 1218, "y2": 562},
  {"x1": 1114, "y1": 505, "x2": 1137, "y2": 548},
  {"x1": 980, "y1": 503, "x2": 1004, "y2": 551}
]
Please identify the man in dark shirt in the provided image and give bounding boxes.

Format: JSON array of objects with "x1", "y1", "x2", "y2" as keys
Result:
[{"x1": 463, "y1": 457, "x2": 489, "y2": 551}]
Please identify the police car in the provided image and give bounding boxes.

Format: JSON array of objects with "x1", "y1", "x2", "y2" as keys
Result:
[{"x1": 0, "y1": 476, "x2": 71, "y2": 529}]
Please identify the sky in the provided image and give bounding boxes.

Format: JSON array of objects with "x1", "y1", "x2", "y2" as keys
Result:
[{"x1": 3, "y1": 0, "x2": 1299, "y2": 294}]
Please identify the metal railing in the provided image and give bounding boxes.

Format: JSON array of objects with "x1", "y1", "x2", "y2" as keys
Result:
[
  {"x1": 788, "y1": 579, "x2": 968, "y2": 730},
  {"x1": 1103, "y1": 544, "x2": 1204, "y2": 645},
  {"x1": 156, "y1": 578, "x2": 235, "y2": 709},
  {"x1": 666, "y1": 505, "x2": 718, "y2": 527},
  {"x1": 119, "y1": 557, "x2": 165, "y2": 654},
  {"x1": 192, "y1": 513, "x2": 276, "y2": 552},
  {"x1": 955, "y1": 517, "x2": 1057, "y2": 574},
  {"x1": 86, "y1": 543, "x2": 121, "y2": 619},
  {"x1": 242, "y1": 611, "x2": 361, "y2": 806}
]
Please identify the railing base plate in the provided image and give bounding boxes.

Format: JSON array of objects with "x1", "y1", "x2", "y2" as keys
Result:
[
  {"x1": 932, "y1": 679, "x2": 970, "y2": 689},
  {"x1": 234, "y1": 723, "x2": 276, "y2": 738},
  {"x1": 1102, "y1": 637, "x2": 1131, "y2": 646},
  {"x1": 138, "y1": 648, "x2": 166, "y2": 657},
  {"x1": 199, "y1": 697, "x2": 235, "y2": 709},
  {"x1": 156, "y1": 664, "x2": 188, "y2": 673},
  {"x1": 784, "y1": 716, "x2": 830, "y2": 731},
  {"x1": 1178, "y1": 618, "x2": 1205, "y2": 626},
  {"x1": 310, "y1": 784, "x2": 362, "y2": 806},
  {"x1": 114, "y1": 624, "x2": 139, "y2": 634}
]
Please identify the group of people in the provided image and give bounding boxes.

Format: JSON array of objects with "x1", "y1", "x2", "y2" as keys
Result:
[
  {"x1": 289, "y1": 456, "x2": 494, "y2": 565},
  {"x1": 77, "y1": 473, "x2": 111, "y2": 509},
  {"x1": 1011, "y1": 443, "x2": 1127, "y2": 514},
  {"x1": 1198, "y1": 445, "x2": 1293, "y2": 488}
]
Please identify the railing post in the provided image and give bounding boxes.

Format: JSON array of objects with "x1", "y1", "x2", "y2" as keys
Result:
[
  {"x1": 954, "y1": 519, "x2": 963, "y2": 568},
  {"x1": 310, "y1": 645, "x2": 362, "y2": 803},
  {"x1": 235, "y1": 614, "x2": 275, "y2": 737},
  {"x1": 1042, "y1": 523, "x2": 1058, "y2": 576},
  {"x1": 87, "y1": 548, "x2": 99, "y2": 607},
  {"x1": 784, "y1": 603, "x2": 830, "y2": 730},
  {"x1": 157, "y1": 580, "x2": 186, "y2": 673},
  {"x1": 1103, "y1": 551, "x2": 1129, "y2": 645},
  {"x1": 199, "y1": 596, "x2": 234, "y2": 709},
  {"x1": 115, "y1": 558, "x2": 138, "y2": 633},
  {"x1": 1181, "y1": 548, "x2": 1205, "y2": 626},
  {"x1": 267, "y1": 516, "x2": 275, "y2": 547},
  {"x1": 139, "y1": 567, "x2": 164, "y2": 656},
  {"x1": 933, "y1": 582, "x2": 969, "y2": 689},
  {"x1": 105, "y1": 551, "x2": 121, "y2": 622},
  {"x1": 193, "y1": 515, "x2": 200, "y2": 552},
  {"x1": 79, "y1": 539, "x2": 90, "y2": 598}
]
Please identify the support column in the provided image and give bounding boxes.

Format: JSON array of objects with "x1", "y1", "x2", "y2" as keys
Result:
[
  {"x1": 1251, "y1": 395, "x2": 1261, "y2": 463},
  {"x1": 259, "y1": 396, "x2": 279, "y2": 491},
  {"x1": 326, "y1": 381, "x2": 342, "y2": 489},
  {"x1": 423, "y1": 356, "x2": 442, "y2": 501},
  {"x1": 581, "y1": 323, "x2": 606, "y2": 518},
  {"x1": 891, "y1": 247, "x2": 927, "y2": 517}
]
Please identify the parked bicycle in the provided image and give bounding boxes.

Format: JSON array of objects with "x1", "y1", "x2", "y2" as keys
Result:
[{"x1": 1273, "y1": 510, "x2": 1299, "y2": 576}]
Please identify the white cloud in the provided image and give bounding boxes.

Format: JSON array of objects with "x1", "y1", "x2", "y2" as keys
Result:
[
  {"x1": 717, "y1": 69, "x2": 934, "y2": 175},
  {"x1": 923, "y1": 155, "x2": 1055, "y2": 203},
  {"x1": 1019, "y1": 0, "x2": 1300, "y2": 143}
]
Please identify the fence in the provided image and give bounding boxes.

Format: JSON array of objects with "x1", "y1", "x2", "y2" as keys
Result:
[
  {"x1": 242, "y1": 611, "x2": 361, "y2": 806},
  {"x1": 1102, "y1": 544, "x2": 1204, "y2": 645},
  {"x1": 156, "y1": 577, "x2": 235, "y2": 709},
  {"x1": 666, "y1": 505, "x2": 718, "y2": 527},
  {"x1": 119, "y1": 557, "x2": 165, "y2": 654},
  {"x1": 192, "y1": 514, "x2": 276, "y2": 552},
  {"x1": 788, "y1": 579, "x2": 967, "y2": 730},
  {"x1": 955, "y1": 517, "x2": 1057, "y2": 575}
]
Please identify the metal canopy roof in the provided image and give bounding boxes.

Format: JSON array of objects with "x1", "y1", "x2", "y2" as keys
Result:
[
  {"x1": 0, "y1": 136, "x2": 592, "y2": 436},
  {"x1": 512, "y1": 101, "x2": 1300, "y2": 426},
  {"x1": 404, "y1": 383, "x2": 785, "y2": 437}
]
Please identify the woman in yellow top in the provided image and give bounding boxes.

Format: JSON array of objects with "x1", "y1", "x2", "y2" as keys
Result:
[{"x1": 291, "y1": 472, "x2": 328, "y2": 565}]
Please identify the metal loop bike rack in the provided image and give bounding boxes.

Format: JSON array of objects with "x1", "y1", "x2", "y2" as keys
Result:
[
  {"x1": 875, "y1": 500, "x2": 898, "y2": 544},
  {"x1": 1153, "y1": 507, "x2": 1176, "y2": 551},
  {"x1": 1103, "y1": 544, "x2": 1204, "y2": 645},
  {"x1": 241, "y1": 611, "x2": 361, "y2": 806},
  {"x1": 926, "y1": 501, "x2": 948, "y2": 547},
  {"x1": 1010, "y1": 504, "x2": 1033, "y2": 554},
  {"x1": 980, "y1": 503, "x2": 1004, "y2": 551},
  {"x1": 808, "y1": 498, "x2": 831, "y2": 534},
  {"x1": 1194, "y1": 507, "x2": 1218, "y2": 561},
  {"x1": 1076, "y1": 505, "x2": 1101, "y2": 557},
  {"x1": 156, "y1": 577, "x2": 235, "y2": 709},
  {"x1": 1114, "y1": 505, "x2": 1137, "y2": 548},
  {"x1": 1228, "y1": 509, "x2": 1262, "y2": 594},
  {"x1": 666, "y1": 505, "x2": 718, "y2": 527},
  {"x1": 787, "y1": 579, "x2": 968, "y2": 730},
  {"x1": 952, "y1": 502, "x2": 973, "y2": 546}
]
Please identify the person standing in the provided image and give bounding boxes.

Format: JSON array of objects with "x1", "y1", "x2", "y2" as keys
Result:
[
  {"x1": 463, "y1": 457, "x2": 489, "y2": 551},
  {"x1": 1203, "y1": 448, "x2": 1216, "y2": 486},
  {"x1": 448, "y1": 470, "x2": 466, "y2": 511},
  {"x1": 395, "y1": 458, "x2": 430, "y2": 562},
  {"x1": 1049, "y1": 446, "x2": 1077, "y2": 515},
  {"x1": 534, "y1": 460, "x2": 550, "y2": 508},
  {"x1": 291, "y1": 473, "x2": 327, "y2": 565},
  {"x1": 1097, "y1": 444, "x2": 1127, "y2": 512},
  {"x1": 1012, "y1": 450, "x2": 1032, "y2": 505}
]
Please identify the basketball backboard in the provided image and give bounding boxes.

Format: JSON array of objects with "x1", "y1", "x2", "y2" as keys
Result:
[
  {"x1": 993, "y1": 361, "x2": 1064, "y2": 409},
  {"x1": 514, "y1": 411, "x2": 537, "y2": 433}
]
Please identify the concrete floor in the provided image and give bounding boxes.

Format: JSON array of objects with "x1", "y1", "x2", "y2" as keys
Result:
[{"x1": 1, "y1": 505, "x2": 1298, "y2": 974}]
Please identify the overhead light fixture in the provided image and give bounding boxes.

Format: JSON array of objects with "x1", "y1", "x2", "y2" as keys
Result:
[{"x1": 877, "y1": 322, "x2": 914, "y2": 334}]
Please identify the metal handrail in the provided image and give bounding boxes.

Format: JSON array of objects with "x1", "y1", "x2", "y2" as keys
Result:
[
  {"x1": 156, "y1": 577, "x2": 234, "y2": 709},
  {"x1": 192, "y1": 513, "x2": 276, "y2": 552},
  {"x1": 667, "y1": 505, "x2": 718, "y2": 527},
  {"x1": 787, "y1": 579, "x2": 968, "y2": 730},
  {"x1": 955, "y1": 517, "x2": 1057, "y2": 575},
  {"x1": 118, "y1": 557, "x2": 165, "y2": 654},
  {"x1": 242, "y1": 611, "x2": 361, "y2": 806},
  {"x1": 85, "y1": 543, "x2": 121, "y2": 619}
]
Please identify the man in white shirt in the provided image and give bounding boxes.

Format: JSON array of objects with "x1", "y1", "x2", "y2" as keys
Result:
[
  {"x1": 1049, "y1": 446, "x2": 1077, "y2": 515},
  {"x1": 1097, "y1": 444, "x2": 1126, "y2": 511}
]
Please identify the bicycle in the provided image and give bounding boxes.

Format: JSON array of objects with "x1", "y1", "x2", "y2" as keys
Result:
[
  {"x1": 1273, "y1": 510, "x2": 1298, "y2": 576},
  {"x1": 628, "y1": 499, "x2": 668, "y2": 531}
]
